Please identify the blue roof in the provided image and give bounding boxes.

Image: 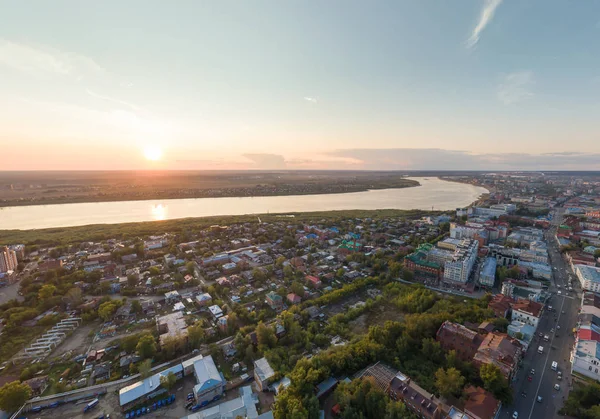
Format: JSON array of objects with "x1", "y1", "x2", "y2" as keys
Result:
[
  {"x1": 315, "y1": 377, "x2": 338, "y2": 398},
  {"x1": 481, "y1": 257, "x2": 497, "y2": 277}
]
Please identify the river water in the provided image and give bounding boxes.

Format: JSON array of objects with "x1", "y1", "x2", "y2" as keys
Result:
[{"x1": 0, "y1": 177, "x2": 487, "y2": 230}]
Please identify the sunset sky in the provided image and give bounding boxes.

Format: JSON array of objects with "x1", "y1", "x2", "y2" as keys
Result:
[{"x1": 1, "y1": 1, "x2": 600, "y2": 170}]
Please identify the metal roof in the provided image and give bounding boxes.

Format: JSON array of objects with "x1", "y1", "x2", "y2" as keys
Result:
[
  {"x1": 118, "y1": 364, "x2": 183, "y2": 406},
  {"x1": 193, "y1": 355, "x2": 224, "y2": 393}
]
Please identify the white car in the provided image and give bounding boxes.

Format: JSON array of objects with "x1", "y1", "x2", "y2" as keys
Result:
[
  {"x1": 537, "y1": 396, "x2": 543, "y2": 403},
  {"x1": 512, "y1": 412, "x2": 519, "y2": 419},
  {"x1": 554, "y1": 384, "x2": 560, "y2": 391}
]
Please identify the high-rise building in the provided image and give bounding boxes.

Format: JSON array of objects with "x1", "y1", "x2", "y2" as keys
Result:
[{"x1": 0, "y1": 246, "x2": 18, "y2": 272}]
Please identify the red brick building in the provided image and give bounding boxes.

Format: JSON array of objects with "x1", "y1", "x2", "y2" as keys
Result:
[{"x1": 436, "y1": 321, "x2": 484, "y2": 361}]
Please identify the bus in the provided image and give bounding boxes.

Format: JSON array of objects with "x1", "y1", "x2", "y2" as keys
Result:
[{"x1": 84, "y1": 398, "x2": 99, "y2": 413}]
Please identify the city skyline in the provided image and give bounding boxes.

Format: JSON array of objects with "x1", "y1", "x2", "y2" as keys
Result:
[{"x1": 1, "y1": 1, "x2": 600, "y2": 170}]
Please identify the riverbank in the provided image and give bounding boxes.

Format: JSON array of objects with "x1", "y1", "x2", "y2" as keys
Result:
[
  {"x1": 0, "y1": 209, "x2": 436, "y2": 245},
  {"x1": 0, "y1": 172, "x2": 419, "y2": 208}
]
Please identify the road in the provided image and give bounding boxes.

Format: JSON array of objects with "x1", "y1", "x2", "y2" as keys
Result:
[{"x1": 501, "y1": 208, "x2": 580, "y2": 419}]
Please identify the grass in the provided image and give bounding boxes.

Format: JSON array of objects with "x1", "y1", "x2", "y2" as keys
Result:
[{"x1": 0, "y1": 209, "x2": 433, "y2": 246}]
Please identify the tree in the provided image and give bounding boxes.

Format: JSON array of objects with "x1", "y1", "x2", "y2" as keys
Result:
[
  {"x1": 186, "y1": 262, "x2": 196, "y2": 276},
  {"x1": 0, "y1": 381, "x2": 32, "y2": 413},
  {"x1": 127, "y1": 274, "x2": 138, "y2": 287},
  {"x1": 595, "y1": 249, "x2": 600, "y2": 259},
  {"x1": 256, "y1": 322, "x2": 277, "y2": 349},
  {"x1": 131, "y1": 300, "x2": 143, "y2": 314},
  {"x1": 98, "y1": 301, "x2": 117, "y2": 321},
  {"x1": 160, "y1": 371, "x2": 177, "y2": 391},
  {"x1": 435, "y1": 367, "x2": 465, "y2": 398},
  {"x1": 149, "y1": 266, "x2": 161, "y2": 276},
  {"x1": 188, "y1": 322, "x2": 206, "y2": 349},
  {"x1": 64, "y1": 287, "x2": 83, "y2": 307},
  {"x1": 138, "y1": 359, "x2": 153, "y2": 378},
  {"x1": 38, "y1": 284, "x2": 57, "y2": 300},
  {"x1": 290, "y1": 281, "x2": 305, "y2": 298},
  {"x1": 479, "y1": 363, "x2": 512, "y2": 403},
  {"x1": 275, "y1": 256, "x2": 286, "y2": 267},
  {"x1": 136, "y1": 334, "x2": 157, "y2": 359}
]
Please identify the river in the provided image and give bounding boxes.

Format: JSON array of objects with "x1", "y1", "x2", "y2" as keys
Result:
[{"x1": 0, "y1": 177, "x2": 487, "y2": 230}]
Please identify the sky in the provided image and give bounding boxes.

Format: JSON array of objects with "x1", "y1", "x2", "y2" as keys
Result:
[{"x1": 1, "y1": 0, "x2": 600, "y2": 171}]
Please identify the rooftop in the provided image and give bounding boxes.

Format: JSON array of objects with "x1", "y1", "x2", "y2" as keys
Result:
[
  {"x1": 254, "y1": 357, "x2": 275, "y2": 382},
  {"x1": 119, "y1": 364, "x2": 183, "y2": 406},
  {"x1": 156, "y1": 311, "x2": 188, "y2": 345},
  {"x1": 511, "y1": 298, "x2": 543, "y2": 318},
  {"x1": 193, "y1": 355, "x2": 224, "y2": 393}
]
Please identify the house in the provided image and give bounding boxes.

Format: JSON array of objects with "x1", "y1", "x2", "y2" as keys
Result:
[
  {"x1": 488, "y1": 294, "x2": 513, "y2": 318},
  {"x1": 473, "y1": 332, "x2": 522, "y2": 381},
  {"x1": 436, "y1": 321, "x2": 484, "y2": 361},
  {"x1": 510, "y1": 299, "x2": 543, "y2": 330},
  {"x1": 462, "y1": 385, "x2": 502, "y2": 419},
  {"x1": 209, "y1": 305, "x2": 224, "y2": 319},
  {"x1": 306, "y1": 275, "x2": 322, "y2": 288},
  {"x1": 195, "y1": 293, "x2": 213, "y2": 306},
  {"x1": 92, "y1": 363, "x2": 111, "y2": 382},
  {"x1": 23, "y1": 375, "x2": 49, "y2": 397},
  {"x1": 266, "y1": 292, "x2": 283, "y2": 311},
  {"x1": 218, "y1": 315, "x2": 229, "y2": 333},
  {"x1": 387, "y1": 372, "x2": 442, "y2": 419},
  {"x1": 164, "y1": 290, "x2": 181, "y2": 303},
  {"x1": 286, "y1": 293, "x2": 302, "y2": 305},
  {"x1": 193, "y1": 355, "x2": 226, "y2": 404},
  {"x1": 254, "y1": 357, "x2": 275, "y2": 392}
]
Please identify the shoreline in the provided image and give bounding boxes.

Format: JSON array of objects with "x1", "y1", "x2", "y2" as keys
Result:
[{"x1": 0, "y1": 179, "x2": 421, "y2": 209}]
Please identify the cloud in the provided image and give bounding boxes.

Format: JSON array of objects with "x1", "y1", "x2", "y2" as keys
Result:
[
  {"x1": 304, "y1": 97, "x2": 318, "y2": 103},
  {"x1": 242, "y1": 153, "x2": 288, "y2": 169},
  {"x1": 466, "y1": 0, "x2": 503, "y2": 49},
  {"x1": 323, "y1": 148, "x2": 600, "y2": 170},
  {"x1": 497, "y1": 71, "x2": 534, "y2": 104},
  {"x1": 0, "y1": 39, "x2": 105, "y2": 79},
  {"x1": 86, "y1": 88, "x2": 141, "y2": 111}
]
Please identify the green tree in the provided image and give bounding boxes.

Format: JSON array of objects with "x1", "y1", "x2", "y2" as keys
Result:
[
  {"x1": 136, "y1": 334, "x2": 157, "y2": 359},
  {"x1": 290, "y1": 281, "x2": 305, "y2": 298},
  {"x1": 479, "y1": 363, "x2": 512, "y2": 403},
  {"x1": 188, "y1": 322, "x2": 206, "y2": 349},
  {"x1": 127, "y1": 274, "x2": 138, "y2": 287},
  {"x1": 186, "y1": 262, "x2": 196, "y2": 276},
  {"x1": 38, "y1": 284, "x2": 57, "y2": 300},
  {"x1": 275, "y1": 256, "x2": 286, "y2": 267},
  {"x1": 435, "y1": 367, "x2": 465, "y2": 398},
  {"x1": 138, "y1": 359, "x2": 153, "y2": 378},
  {"x1": 0, "y1": 381, "x2": 32, "y2": 413},
  {"x1": 131, "y1": 300, "x2": 143, "y2": 314},
  {"x1": 256, "y1": 322, "x2": 277, "y2": 349},
  {"x1": 98, "y1": 301, "x2": 117, "y2": 321},
  {"x1": 160, "y1": 371, "x2": 177, "y2": 391},
  {"x1": 64, "y1": 287, "x2": 83, "y2": 307}
]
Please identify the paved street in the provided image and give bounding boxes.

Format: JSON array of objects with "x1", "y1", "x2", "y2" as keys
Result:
[{"x1": 501, "y1": 208, "x2": 581, "y2": 419}]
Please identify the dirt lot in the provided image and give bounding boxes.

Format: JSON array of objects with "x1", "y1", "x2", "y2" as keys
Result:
[{"x1": 51, "y1": 322, "x2": 98, "y2": 358}]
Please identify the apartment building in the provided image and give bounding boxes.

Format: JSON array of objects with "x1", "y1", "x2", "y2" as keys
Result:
[
  {"x1": 443, "y1": 239, "x2": 479, "y2": 284},
  {"x1": 436, "y1": 321, "x2": 484, "y2": 361},
  {"x1": 575, "y1": 265, "x2": 600, "y2": 293},
  {"x1": 0, "y1": 246, "x2": 18, "y2": 273}
]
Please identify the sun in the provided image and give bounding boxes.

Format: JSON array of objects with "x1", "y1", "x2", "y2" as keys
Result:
[{"x1": 143, "y1": 145, "x2": 163, "y2": 161}]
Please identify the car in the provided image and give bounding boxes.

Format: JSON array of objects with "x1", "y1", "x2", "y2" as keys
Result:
[
  {"x1": 512, "y1": 411, "x2": 519, "y2": 419},
  {"x1": 554, "y1": 384, "x2": 561, "y2": 391},
  {"x1": 557, "y1": 325, "x2": 561, "y2": 329},
  {"x1": 537, "y1": 396, "x2": 543, "y2": 403},
  {"x1": 521, "y1": 391, "x2": 527, "y2": 397},
  {"x1": 538, "y1": 332, "x2": 543, "y2": 337},
  {"x1": 562, "y1": 311, "x2": 566, "y2": 314},
  {"x1": 527, "y1": 376, "x2": 533, "y2": 382},
  {"x1": 185, "y1": 401, "x2": 195, "y2": 409},
  {"x1": 530, "y1": 368, "x2": 535, "y2": 375}
]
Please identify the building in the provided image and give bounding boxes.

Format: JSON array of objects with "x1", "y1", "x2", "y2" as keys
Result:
[
  {"x1": 436, "y1": 321, "x2": 483, "y2": 361},
  {"x1": 571, "y1": 340, "x2": 600, "y2": 382},
  {"x1": 575, "y1": 265, "x2": 600, "y2": 293},
  {"x1": 156, "y1": 311, "x2": 188, "y2": 346},
  {"x1": 195, "y1": 293, "x2": 213, "y2": 306},
  {"x1": 488, "y1": 294, "x2": 513, "y2": 318},
  {"x1": 119, "y1": 364, "x2": 184, "y2": 409},
  {"x1": 286, "y1": 293, "x2": 302, "y2": 305},
  {"x1": 23, "y1": 375, "x2": 49, "y2": 397},
  {"x1": 208, "y1": 305, "x2": 224, "y2": 319},
  {"x1": 254, "y1": 357, "x2": 275, "y2": 392},
  {"x1": 479, "y1": 257, "x2": 497, "y2": 288},
  {"x1": 0, "y1": 246, "x2": 18, "y2": 273},
  {"x1": 182, "y1": 385, "x2": 259, "y2": 419},
  {"x1": 473, "y1": 332, "x2": 522, "y2": 381},
  {"x1": 443, "y1": 239, "x2": 479, "y2": 284},
  {"x1": 388, "y1": 372, "x2": 442, "y2": 419},
  {"x1": 510, "y1": 299, "x2": 543, "y2": 330},
  {"x1": 404, "y1": 243, "x2": 443, "y2": 282},
  {"x1": 265, "y1": 292, "x2": 283, "y2": 311},
  {"x1": 193, "y1": 355, "x2": 226, "y2": 404},
  {"x1": 306, "y1": 275, "x2": 322, "y2": 288},
  {"x1": 9, "y1": 244, "x2": 25, "y2": 261},
  {"x1": 462, "y1": 386, "x2": 501, "y2": 419}
]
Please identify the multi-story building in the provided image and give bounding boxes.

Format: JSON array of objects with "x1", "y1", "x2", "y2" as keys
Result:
[
  {"x1": 510, "y1": 299, "x2": 543, "y2": 330},
  {"x1": 575, "y1": 265, "x2": 600, "y2": 293},
  {"x1": 388, "y1": 372, "x2": 442, "y2": 419},
  {"x1": 9, "y1": 244, "x2": 25, "y2": 261},
  {"x1": 571, "y1": 340, "x2": 600, "y2": 382},
  {"x1": 436, "y1": 321, "x2": 483, "y2": 361},
  {"x1": 479, "y1": 257, "x2": 497, "y2": 288},
  {"x1": 0, "y1": 246, "x2": 18, "y2": 273},
  {"x1": 443, "y1": 239, "x2": 478, "y2": 284}
]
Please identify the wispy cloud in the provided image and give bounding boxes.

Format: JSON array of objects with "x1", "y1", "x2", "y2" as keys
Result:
[
  {"x1": 304, "y1": 97, "x2": 318, "y2": 104},
  {"x1": 497, "y1": 71, "x2": 534, "y2": 104},
  {"x1": 0, "y1": 39, "x2": 105, "y2": 79},
  {"x1": 86, "y1": 88, "x2": 141, "y2": 112},
  {"x1": 466, "y1": 0, "x2": 503, "y2": 49}
]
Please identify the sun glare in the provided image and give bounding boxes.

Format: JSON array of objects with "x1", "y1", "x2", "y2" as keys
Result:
[{"x1": 143, "y1": 145, "x2": 163, "y2": 161}]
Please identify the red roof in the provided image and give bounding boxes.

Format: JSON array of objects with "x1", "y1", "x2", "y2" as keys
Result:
[
  {"x1": 306, "y1": 275, "x2": 321, "y2": 284},
  {"x1": 578, "y1": 329, "x2": 600, "y2": 343}
]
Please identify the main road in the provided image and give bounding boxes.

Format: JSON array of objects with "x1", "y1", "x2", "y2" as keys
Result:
[{"x1": 501, "y1": 208, "x2": 580, "y2": 419}]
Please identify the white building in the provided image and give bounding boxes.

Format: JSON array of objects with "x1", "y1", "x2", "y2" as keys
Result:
[
  {"x1": 449, "y1": 223, "x2": 485, "y2": 240},
  {"x1": 479, "y1": 257, "x2": 497, "y2": 287},
  {"x1": 443, "y1": 240, "x2": 479, "y2": 284},
  {"x1": 510, "y1": 299, "x2": 543, "y2": 330},
  {"x1": 575, "y1": 265, "x2": 600, "y2": 293},
  {"x1": 193, "y1": 355, "x2": 226, "y2": 404},
  {"x1": 571, "y1": 340, "x2": 600, "y2": 382}
]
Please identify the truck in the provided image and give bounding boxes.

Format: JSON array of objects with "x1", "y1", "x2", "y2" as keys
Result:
[
  {"x1": 84, "y1": 398, "x2": 99, "y2": 413},
  {"x1": 551, "y1": 361, "x2": 558, "y2": 371},
  {"x1": 538, "y1": 346, "x2": 544, "y2": 354}
]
